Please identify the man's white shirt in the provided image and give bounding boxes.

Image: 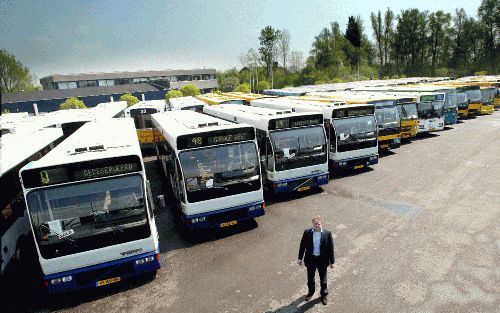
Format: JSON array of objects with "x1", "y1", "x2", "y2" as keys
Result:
[{"x1": 312, "y1": 228, "x2": 323, "y2": 256}]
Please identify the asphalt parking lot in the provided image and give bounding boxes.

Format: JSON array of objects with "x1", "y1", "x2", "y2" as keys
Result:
[{"x1": 4, "y1": 111, "x2": 500, "y2": 313}]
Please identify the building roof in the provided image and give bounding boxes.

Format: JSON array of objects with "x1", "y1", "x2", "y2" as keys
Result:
[
  {"x1": 2, "y1": 83, "x2": 161, "y2": 104},
  {"x1": 40, "y1": 68, "x2": 216, "y2": 83}
]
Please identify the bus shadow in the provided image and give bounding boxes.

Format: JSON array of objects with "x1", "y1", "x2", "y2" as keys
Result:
[
  {"x1": 179, "y1": 219, "x2": 259, "y2": 245},
  {"x1": 443, "y1": 126, "x2": 454, "y2": 131},
  {"x1": 378, "y1": 149, "x2": 396, "y2": 158},
  {"x1": 412, "y1": 132, "x2": 439, "y2": 141},
  {"x1": 264, "y1": 187, "x2": 324, "y2": 205},
  {"x1": 329, "y1": 166, "x2": 374, "y2": 179}
]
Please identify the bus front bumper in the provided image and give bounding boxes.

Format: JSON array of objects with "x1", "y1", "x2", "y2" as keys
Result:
[
  {"x1": 43, "y1": 250, "x2": 161, "y2": 293},
  {"x1": 480, "y1": 104, "x2": 494, "y2": 115},
  {"x1": 270, "y1": 173, "x2": 329, "y2": 193},
  {"x1": 468, "y1": 103, "x2": 482, "y2": 115},
  {"x1": 458, "y1": 109, "x2": 469, "y2": 118},
  {"x1": 378, "y1": 134, "x2": 401, "y2": 150},
  {"x1": 400, "y1": 121, "x2": 419, "y2": 138},
  {"x1": 330, "y1": 154, "x2": 378, "y2": 170},
  {"x1": 182, "y1": 201, "x2": 265, "y2": 230}
]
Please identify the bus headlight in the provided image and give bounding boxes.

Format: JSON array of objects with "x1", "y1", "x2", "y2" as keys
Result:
[
  {"x1": 50, "y1": 278, "x2": 62, "y2": 285},
  {"x1": 190, "y1": 216, "x2": 206, "y2": 223},
  {"x1": 62, "y1": 276, "x2": 73, "y2": 283},
  {"x1": 135, "y1": 256, "x2": 157, "y2": 265},
  {"x1": 248, "y1": 204, "x2": 261, "y2": 211},
  {"x1": 276, "y1": 182, "x2": 288, "y2": 188},
  {"x1": 370, "y1": 156, "x2": 377, "y2": 160}
]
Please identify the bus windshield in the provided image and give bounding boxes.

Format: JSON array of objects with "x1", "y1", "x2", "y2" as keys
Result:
[
  {"x1": 269, "y1": 126, "x2": 327, "y2": 171},
  {"x1": 333, "y1": 116, "x2": 377, "y2": 153},
  {"x1": 397, "y1": 103, "x2": 418, "y2": 120},
  {"x1": 418, "y1": 101, "x2": 443, "y2": 118},
  {"x1": 480, "y1": 89, "x2": 495, "y2": 104},
  {"x1": 444, "y1": 93, "x2": 458, "y2": 109},
  {"x1": 179, "y1": 142, "x2": 261, "y2": 203},
  {"x1": 375, "y1": 107, "x2": 399, "y2": 128},
  {"x1": 465, "y1": 90, "x2": 482, "y2": 102},
  {"x1": 456, "y1": 92, "x2": 468, "y2": 109},
  {"x1": 27, "y1": 174, "x2": 150, "y2": 259}
]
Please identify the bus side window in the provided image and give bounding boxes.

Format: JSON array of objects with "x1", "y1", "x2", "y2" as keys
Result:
[
  {"x1": 174, "y1": 159, "x2": 186, "y2": 203},
  {"x1": 330, "y1": 126, "x2": 337, "y2": 152},
  {"x1": 266, "y1": 137, "x2": 274, "y2": 171}
]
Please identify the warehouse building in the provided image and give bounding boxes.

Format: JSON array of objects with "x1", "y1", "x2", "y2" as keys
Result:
[{"x1": 39, "y1": 68, "x2": 218, "y2": 94}]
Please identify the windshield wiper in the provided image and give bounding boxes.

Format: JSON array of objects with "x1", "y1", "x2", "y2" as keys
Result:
[
  {"x1": 91, "y1": 201, "x2": 124, "y2": 233},
  {"x1": 92, "y1": 210, "x2": 125, "y2": 233},
  {"x1": 38, "y1": 224, "x2": 79, "y2": 247}
]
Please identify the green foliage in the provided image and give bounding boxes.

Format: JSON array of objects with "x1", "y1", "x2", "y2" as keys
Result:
[
  {"x1": 256, "y1": 81, "x2": 270, "y2": 93},
  {"x1": 119, "y1": 93, "x2": 140, "y2": 107},
  {"x1": 0, "y1": 49, "x2": 37, "y2": 93},
  {"x1": 314, "y1": 80, "x2": 326, "y2": 85},
  {"x1": 474, "y1": 70, "x2": 488, "y2": 76},
  {"x1": 180, "y1": 84, "x2": 201, "y2": 97},
  {"x1": 259, "y1": 26, "x2": 280, "y2": 79},
  {"x1": 60, "y1": 97, "x2": 87, "y2": 110},
  {"x1": 219, "y1": 75, "x2": 240, "y2": 92},
  {"x1": 345, "y1": 16, "x2": 361, "y2": 48},
  {"x1": 166, "y1": 89, "x2": 183, "y2": 103},
  {"x1": 234, "y1": 83, "x2": 251, "y2": 93}
]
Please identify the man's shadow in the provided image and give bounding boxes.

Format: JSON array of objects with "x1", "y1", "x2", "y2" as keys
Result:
[{"x1": 265, "y1": 296, "x2": 322, "y2": 313}]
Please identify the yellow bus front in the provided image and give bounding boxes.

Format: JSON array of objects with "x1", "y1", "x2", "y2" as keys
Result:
[{"x1": 400, "y1": 119, "x2": 418, "y2": 139}]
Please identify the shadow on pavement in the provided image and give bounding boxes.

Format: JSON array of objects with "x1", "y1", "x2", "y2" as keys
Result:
[
  {"x1": 265, "y1": 296, "x2": 322, "y2": 313},
  {"x1": 412, "y1": 132, "x2": 439, "y2": 141},
  {"x1": 329, "y1": 166, "x2": 374, "y2": 180},
  {"x1": 265, "y1": 187, "x2": 324, "y2": 206}
]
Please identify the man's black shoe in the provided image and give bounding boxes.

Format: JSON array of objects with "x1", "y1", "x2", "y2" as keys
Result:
[
  {"x1": 305, "y1": 294, "x2": 313, "y2": 301},
  {"x1": 321, "y1": 296, "x2": 328, "y2": 305}
]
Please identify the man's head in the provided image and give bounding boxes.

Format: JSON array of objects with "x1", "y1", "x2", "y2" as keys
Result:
[{"x1": 312, "y1": 215, "x2": 323, "y2": 231}]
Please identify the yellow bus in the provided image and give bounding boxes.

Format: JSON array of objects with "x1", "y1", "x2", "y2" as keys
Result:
[
  {"x1": 196, "y1": 93, "x2": 245, "y2": 105},
  {"x1": 221, "y1": 92, "x2": 275, "y2": 105},
  {"x1": 436, "y1": 82, "x2": 482, "y2": 116}
]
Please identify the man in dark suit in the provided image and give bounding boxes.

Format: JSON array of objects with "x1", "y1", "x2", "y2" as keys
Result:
[{"x1": 298, "y1": 215, "x2": 335, "y2": 305}]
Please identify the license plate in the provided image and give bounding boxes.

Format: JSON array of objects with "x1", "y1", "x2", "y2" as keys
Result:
[
  {"x1": 96, "y1": 277, "x2": 121, "y2": 287},
  {"x1": 354, "y1": 165, "x2": 364, "y2": 169},
  {"x1": 298, "y1": 186, "x2": 310, "y2": 192},
  {"x1": 220, "y1": 220, "x2": 237, "y2": 228}
]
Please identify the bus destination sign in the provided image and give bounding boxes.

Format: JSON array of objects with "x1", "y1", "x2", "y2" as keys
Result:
[
  {"x1": 177, "y1": 127, "x2": 255, "y2": 150},
  {"x1": 74, "y1": 163, "x2": 139, "y2": 180}
]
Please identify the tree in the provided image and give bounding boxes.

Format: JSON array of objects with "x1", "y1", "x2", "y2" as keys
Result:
[
  {"x1": 119, "y1": 93, "x2": 139, "y2": 107},
  {"x1": 371, "y1": 11, "x2": 384, "y2": 67},
  {"x1": 180, "y1": 84, "x2": 201, "y2": 97},
  {"x1": 289, "y1": 50, "x2": 305, "y2": 72},
  {"x1": 345, "y1": 16, "x2": 362, "y2": 78},
  {"x1": 0, "y1": 49, "x2": 37, "y2": 93},
  {"x1": 255, "y1": 81, "x2": 270, "y2": 93},
  {"x1": 259, "y1": 26, "x2": 280, "y2": 79},
  {"x1": 278, "y1": 29, "x2": 291, "y2": 79},
  {"x1": 166, "y1": 89, "x2": 183, "y2": 103},
  {"x1": 60, "y1": 97, "x2": 87, "y2": 110},
  {"x1": 383, "y1": 8, "x2": 394, "y2": 67},
  {"x1": 234, "y1": 83, "x2": 251, "y2": 93},
  {"x1": 394, "y1": 9, "x2": 428, "y2": 76},
  {"x1": 428, "y1": 11, "x2": 452, "y2": 75},
  {"x1": 478, "y1": 0, "x2": 499, "y2": 73}
]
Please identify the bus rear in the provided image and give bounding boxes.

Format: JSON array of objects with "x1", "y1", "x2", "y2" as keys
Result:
[
  {"x1": 20, "y1": 119, "x2": 160, "y2": 293},
  {"x1": 124, "y1": 100, "x2": 166, "y2": 148}
]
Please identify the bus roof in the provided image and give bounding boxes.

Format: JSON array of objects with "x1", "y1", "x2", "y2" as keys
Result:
[
  {"x1": 222, "y1": 92, "x2": 276, "y2": 101},
  {"x1": 152, "y1": 110, "x2": 254, "y2": 147},
  {"x1": 203, "y1": 103, "x2": 323, "y2": 131},
  {"x1": 196, "y1": 93, "x2": 244, "y2": 105},
  {"x1": 250, "y1": 97, "x2": 371, "y2": 120},
  {"x1": 21, "y1": 118, "x2": 140, "y2": 171},
  {"x1": 1, "y1": 127, "x2": 64, "y2": 176},
  {"x1": 168, "y1": 96, "x2": 206, "y2": 110},
  {"x1": 123, "y1": 100, "x2": 166, "y2": 114}
]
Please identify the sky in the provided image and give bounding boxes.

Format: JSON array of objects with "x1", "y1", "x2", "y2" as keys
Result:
[{"x1": 0, "y1": 0, "x2": 483, "y2": 82}]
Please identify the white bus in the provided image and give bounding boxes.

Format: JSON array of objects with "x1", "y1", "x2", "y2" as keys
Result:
[
  {"x1": 250, "y1": 98, "x2": 379, "y2": 170},
  {"x1": 19, "y1": 119, "x2": 160, "y2": 293},
  {"x1": 1, "y1": 127, "x2": 64, "y2": 276},
  {"x1": 123, "y1": 100, "x2": 166, "y2": 147},
  {"x1": 167, "y1": 96, "x2": 206, "y2": 112},
  {"x1": 152, "y1": 110, "x2": 264, "y2": 230},
  {"x1": 203, "y1": 104, "x2": 329, "y2": 193}
]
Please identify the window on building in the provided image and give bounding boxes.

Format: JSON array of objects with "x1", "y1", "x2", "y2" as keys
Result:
[
  {"x1": 58, "y1": 82, "x2": 77, "y2": 89},
  {"x1": 170, "y1": 76, "x2": 178, "y2": 82},
  {"x1": 192, "y1": 75, "x2": 201, "y2": 81},
  {"x1": 116, "y1": 78, "x2": 131, "y2": 85},
  {"x1": 202, "y1": 74, "x2": 211, "y2": 80},
  {"x1": 98, "y1": 79, "x2": 115, "y2": 87},
  {"x1": 178, "y1": 75, "x2": 191, "y2": 81},
  {"x1": 86, "y1": 80, "x2": 97, "y2": 87}
]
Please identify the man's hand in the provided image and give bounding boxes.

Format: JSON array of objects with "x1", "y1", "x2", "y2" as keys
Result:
[
  {"x1": 297, "y1": 259, "x2": 303, "y2": 266},
  {"x1": 329, "y1": 263, "x2": 334, "y2": 269}
]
